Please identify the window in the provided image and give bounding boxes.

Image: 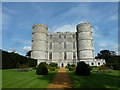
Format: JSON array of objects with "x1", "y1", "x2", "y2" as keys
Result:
[
  {"x1": 64, "y1": 52, "x2": 67, "y2": 59},
  {"x1": 73, "y1": 35, "x2": 75, "y2": 38},
  {"x1": 64, "y1": 35, "x2": 66, "y2": 38},
  {"x1": 49, "y1": 52, "x2": 52, "y2": 59},
  {"x1": 59, "y1": 35, "x2": 61, "y2": 38},
  {"x1": 98, "y1": 62, "x2": 100, "y2": 65},
  {"x1": 91, "y1": 62, "x2": 94, "y2": 65},
  {"x1": 73, "y1": 52, "x2": 76, "y2": 59},
  {"x1": 50, "y1": 43, "x2": 52, "y2": 49},
  {"x1": 73, "y1": 42, "x2": 75, "y2": 49},
  {"x1": 64, "y1": 42, "x2": 66, "y2": 49},
  {"x1": 50, "y1": 35, "x2": 52, "y2": 39}
]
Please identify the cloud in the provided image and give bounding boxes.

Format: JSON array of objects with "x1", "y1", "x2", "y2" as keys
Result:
[
  {"x1": 4, "y1": 7, "x2": 19, "y2": 14},
  {"x1": 107, "y1": 14, "x2": 118, "y2": 22},
  {"x1": 111, "y1": 44, "x2": 120, "y2": 55},
  {"x1": 11, "y1": 38, "x2": 31, "y2": 45},
  {"x1": 54, "y1": 24, "x2": 76, "y2": 32},
  {"x1": 92, "y1": 26, "x2": 101, "y2": 38},
  {"x1": 9, "y1": 48, "x2": 16, "y2": 52},
  {"x1": 23, "y1": 46, "x2": 31, "y2": 52},
  {"x1": 99, "y1": 42, "x2": 107, "y2": 47}
]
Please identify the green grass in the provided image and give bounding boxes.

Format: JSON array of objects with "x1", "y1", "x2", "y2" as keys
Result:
[
  {"x1": 2, "y1": 69, "x2": 57, "y2": 88},
  {"x1": 68, "y1": 70, "x2": 120, "y2": 89}
]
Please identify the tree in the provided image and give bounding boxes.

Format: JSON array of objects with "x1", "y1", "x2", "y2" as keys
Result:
[
  {"x1": 97, "y1": 50, "x2": 116, "y2": 63},
  {"x1": 110, "y1": 51, "x2": 116, "y2": 56},
  {"x1": 26, "y1": 51, "x2": 32, "y2": 57}
]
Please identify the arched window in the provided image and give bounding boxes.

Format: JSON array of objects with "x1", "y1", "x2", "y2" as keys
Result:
[
  {"x1": 98, "y1": 62, "x2": 100, "y2": 65},
  {"x1": 91, "y1": 62, "x2": 94, "y2": 65}
]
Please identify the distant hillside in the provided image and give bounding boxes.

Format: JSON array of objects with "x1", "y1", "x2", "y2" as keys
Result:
[{"x1": 1, "y1": 49, "x2": 37, "y2": 69}]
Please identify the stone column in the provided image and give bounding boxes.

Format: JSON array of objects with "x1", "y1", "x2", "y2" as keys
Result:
[{"x1": 31, "y1": 24, "x2": 48, "y2": 65}]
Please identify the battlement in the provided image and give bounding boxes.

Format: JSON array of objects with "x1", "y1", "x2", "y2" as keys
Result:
[
  {"x1": 32, "y1": 24, "x2": 48, "y2": 29},
  {"x1": 49, "y1": 31, "x2": 76, "y2": 35},
  {"x1": 77, "y1": 23, "x2": 92, "y2": 28}
]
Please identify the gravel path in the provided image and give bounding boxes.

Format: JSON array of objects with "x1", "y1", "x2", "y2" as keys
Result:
[{"x1": 47, "y1": 67, "x2": 72, "y2": 89}]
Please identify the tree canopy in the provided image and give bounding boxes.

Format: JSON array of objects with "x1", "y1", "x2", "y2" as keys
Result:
[{"x1": 96, "y1": 50, "x2": 116, "y2": 63}]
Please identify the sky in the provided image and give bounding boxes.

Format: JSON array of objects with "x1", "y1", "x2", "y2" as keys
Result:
[{"x1": 1, "y1": 2, "x2": 119, "y2": 56}]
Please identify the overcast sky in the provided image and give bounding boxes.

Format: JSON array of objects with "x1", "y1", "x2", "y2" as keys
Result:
[{"x1": 1, "y1": 2, "x2": 118, "y2": 56}]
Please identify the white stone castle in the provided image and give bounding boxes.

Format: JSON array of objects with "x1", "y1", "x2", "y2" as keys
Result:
[{"x1": 31, "y1": 23, "x2": 105, "y2": 67}]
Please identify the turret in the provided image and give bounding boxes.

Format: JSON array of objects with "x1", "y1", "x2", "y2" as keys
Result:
[
  {"x1": 76, "y1": 23, "x2": 94, "y2": 64},
  {"x1": 31, "y1": 24, "x2": 48, "y2": 65}
]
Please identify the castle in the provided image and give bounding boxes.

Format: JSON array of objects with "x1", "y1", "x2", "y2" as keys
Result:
[{"x1": 31, "y1": 23, "x2": 105, "y2": 67}]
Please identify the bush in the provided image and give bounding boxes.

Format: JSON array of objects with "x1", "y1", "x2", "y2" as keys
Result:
[
  {"x1": 112, "y1": 63, "x2": 120, "y2": 70},
  {"x1": 75, "y1": 61, "x2": 91, "y2": 76},
  {"x1": 106, "y1": 63, "x2": 120, "y2": 70},
  {"x1": 49, "y1": 67, "x2": 56, "y2": 71},
  {"x1": 36, "y1": 62, "x2": 48, "y2": 75},
  {"x1": 71, "y1": 64, "x2": 76, "y2": 67},
  {"x1": 19, "y1": 64, "x2": 29, "y2": 68},
  {"x1": 49, "y1": 62, "x2": 58, "y2": 68},
  {"x1": 68, "y1": 66, "x2": 75, "y2": 71},
  {"x1": 99, "y1": 65, "x2": 109, "y2": 70}
]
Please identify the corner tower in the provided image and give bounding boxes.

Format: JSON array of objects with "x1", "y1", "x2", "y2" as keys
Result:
[
  {"x1": 31, "y1": 24, "x2": 48, "y2": 64},
  {"x1": 76, "y1": 23, "x2": 94, "y2": 64}
]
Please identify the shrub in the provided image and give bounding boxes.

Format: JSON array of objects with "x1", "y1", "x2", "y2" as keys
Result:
[
  {"x1": 68, "y1": 66, "x2": 75, "y2": 71},
  {"x1": 49, "y1": 67, "x2": 56, "y2": 71},
  {"x1": 75, "y1": 61, "x2": 91, "y2": 76},
  {"x1": 49, "y1": 62, "x2": 58, "y2": 68},
  {"x1": 19, "y1": 64, "x2": 29, "y2": 68},
  {"x1": 71, "y1": 64, "x2": 76, "y2": 67},
  {"x1": 36, "y1": 62, "x2": 48, "y2": 75},
  {"x1": 106, "y1": 63, "x2": 120, "y2": 70},
  {"x1": 112, "y1": 63, "x2": 120, "y2": 70},
  {"x1": 99, "y1": 65, "x2": 109, "y2": 70}
]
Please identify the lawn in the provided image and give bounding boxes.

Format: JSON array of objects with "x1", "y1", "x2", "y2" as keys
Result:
[
  {"x1": 68, "y1": 70, "x2": 120, "y2": 89},
  {"x1": 2, "y1": 69, "x2": 57, "y2": 88}
]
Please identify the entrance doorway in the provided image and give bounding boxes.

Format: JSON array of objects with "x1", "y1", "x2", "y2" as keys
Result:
[{"x1": 61, "y1": 63, "x2": 64, "y2": 67}]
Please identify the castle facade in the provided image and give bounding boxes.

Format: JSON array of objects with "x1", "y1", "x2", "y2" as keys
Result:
[{"x1": 31, "y1": 23, "x2": 105, "y2": 67}]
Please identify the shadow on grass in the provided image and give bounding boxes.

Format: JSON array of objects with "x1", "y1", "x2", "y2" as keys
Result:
[
  {"x1": 68, "y1": 71, "x2": 120, "y2": 89},
  {"x1": 36, "y1": 71, "x2": 57, "y2": 83}
]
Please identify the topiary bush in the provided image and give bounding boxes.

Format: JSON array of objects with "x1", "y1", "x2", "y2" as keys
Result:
[
  {"x1": 36, "y1": 62, "x2": 48, "y2": 75},
  {"x1": 75, "y1": 61, "x2": 91, "y2": 76}
]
